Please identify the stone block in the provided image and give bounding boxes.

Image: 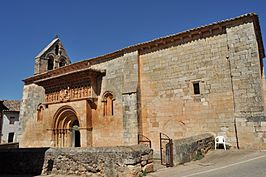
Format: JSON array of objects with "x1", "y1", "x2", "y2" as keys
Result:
[
  {"x1": 142, "y1": 163, "x2": 154, "y2": 173},
  {"x1": 40, "y1": 145, "x2": 153, "y2": 177}
]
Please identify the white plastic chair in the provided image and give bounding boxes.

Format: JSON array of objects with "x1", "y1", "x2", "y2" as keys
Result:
[{"x1": 215, "y1": 136, "x2": 226, "y2": 150}]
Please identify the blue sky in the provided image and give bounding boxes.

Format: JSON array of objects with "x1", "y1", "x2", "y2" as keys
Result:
[{"x1": 0, "y1": 0, "x2": 265, "y2": 100}]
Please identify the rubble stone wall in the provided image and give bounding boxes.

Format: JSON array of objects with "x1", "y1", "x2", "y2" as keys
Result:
[
  {"x1": 0, "y1": 145, "x2": 152, "y2": 177},
  {"x1": 42, "y1": 145, "x2": 153, "y2": 177},
  {"x1": 173, "y1": 133, "x2": 214, "y2": 165}
]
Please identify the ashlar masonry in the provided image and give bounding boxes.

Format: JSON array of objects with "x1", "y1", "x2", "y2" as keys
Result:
[{"x1": 19, "y1": 13, "x2": 266, "y2": 152}]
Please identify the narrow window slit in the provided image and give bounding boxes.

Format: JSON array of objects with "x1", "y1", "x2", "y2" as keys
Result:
[{"x1": 193, "y1": 82, "x2": 200, "y2": 95}]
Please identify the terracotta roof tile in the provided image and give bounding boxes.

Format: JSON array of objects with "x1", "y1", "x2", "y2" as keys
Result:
[{"x1": 2, "y1": 100, "x2": 21, "y2": 112}]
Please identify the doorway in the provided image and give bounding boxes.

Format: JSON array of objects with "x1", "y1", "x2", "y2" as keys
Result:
[
  {"x1": 71, "y1": 120, "x2": 80, "y2": 147},
  {"x1": 53, "y1": 106, "x2": 81, "y2": 147}
]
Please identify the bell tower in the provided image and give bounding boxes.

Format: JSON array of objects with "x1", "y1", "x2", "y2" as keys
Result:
[{"x1": 34, "y1": 35, "x2": 71, "y2": 75}]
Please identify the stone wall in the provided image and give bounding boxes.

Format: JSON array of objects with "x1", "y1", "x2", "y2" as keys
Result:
[
  {"x1": 0, "y1": 145, "x2": 152, "y2": 176},
  {"x1": 227, "y1": 22, "x2": 264, "y2": 114},
  {"x1": 18, "y1": 84, "x2": 45, "y2": 147},
  {"x1": 173, "y1": 133, "x2": 214, "y2": 165},
  {"x1": 42, "y1": 145, "x2": 153, "y2": 177},
  {"x1": 121, "y1": 51, "x2": 139, "y2": 145},
  {"x1": 226, "y1": 22, "x2": 266, "y2": 149},
  {"x1": 20, "y1": 51, "x2": 140, "y2": 148},
  {"x1": 21, "y1": 100, "x2": 93, "y2": 147},
  {"x1": 122, "y1": 93, "x2": 138, "y2": 145},
  {"x1": 19, "y1": 14, "x2": 266, "y2": 151},
  {"x1": 139, "y1": 20, "x2": 265, "y2": 152},
  {"x1": 90, "y1": 51, "x2": 139, "y2": 146},
  {"x1": 139, "y1": 30, "x2": 235, "y2": 152}
]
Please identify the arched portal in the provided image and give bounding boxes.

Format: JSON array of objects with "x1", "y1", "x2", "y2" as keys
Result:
[{"x1": 52, "y1": 106, "x2": 81, "y2": 147}]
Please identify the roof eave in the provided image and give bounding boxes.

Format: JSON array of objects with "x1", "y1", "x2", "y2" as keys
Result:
[
  {"x1": 24, "y1": 13, "x2": 264, "y2": 85},
  {"x1": 35, "y1": 38, "x2": 59, "y2": 59}
]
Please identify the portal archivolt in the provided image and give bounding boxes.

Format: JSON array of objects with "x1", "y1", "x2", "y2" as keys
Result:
[{"x1": 52, "y1": 106, "x2": 80, "y2": 147}]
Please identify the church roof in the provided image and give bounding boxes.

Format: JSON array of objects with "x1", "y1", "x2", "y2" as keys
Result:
[
  {"x1": 84, "y1": 13, "x2": 264, "y2": 61},
  {"x1": 140, "y1": 13, "x2": 263, "y2": 56},
  {"x1": 35, "y1": 37, "x2": 59, "y2": 58},
  {"x1": 24, "y1": 13, "x2": 264, "y2": 85}
]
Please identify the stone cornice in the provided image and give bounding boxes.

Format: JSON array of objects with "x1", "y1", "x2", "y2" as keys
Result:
[
  {"x1": 32, "y1": 68, "x2": 104, "y2": 92},
  {"x1": 24, "y1": 64, "x2": 105, "y2": 85}
]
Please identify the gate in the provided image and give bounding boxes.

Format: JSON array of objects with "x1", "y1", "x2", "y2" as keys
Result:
[
  {"x1": 160, "y1": 132, "x2": 173, "y2": 167},
  {"x1": 138, "y1": 134, "x2": 151, "y2": 148}
]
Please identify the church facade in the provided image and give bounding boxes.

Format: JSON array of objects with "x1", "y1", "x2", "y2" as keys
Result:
[{"x1": 19, "y1": 13, "x2": 266, "y2": 151}]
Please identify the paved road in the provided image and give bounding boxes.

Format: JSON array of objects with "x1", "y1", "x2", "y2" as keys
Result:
[{"x1": 148, "y1": 150, "x2": 266, "y2": 177}]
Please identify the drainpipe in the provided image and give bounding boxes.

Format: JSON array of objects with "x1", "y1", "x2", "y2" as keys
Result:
[
  {"x1": 226, "y1": 53, "x2": 240, "y2": 149},
  {"x1": 137, "y1": 50, "x2": 143, "y2": 136}
]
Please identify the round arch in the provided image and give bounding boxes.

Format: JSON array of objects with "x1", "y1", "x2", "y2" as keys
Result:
[
  {"x1": 53, "y1": 105, "x2": 78, "y2": 129},
  {"x1": 46, "y1": 53, "x2": 55, "y2": 71},
  {"x1": 101, "y1": 91, "x2": 116, "y2": 101},
  {"x1": 58, "y1": 56, "x2": 68, "y2": 67},
  {"x1": 52, "y1": 105, "x2": 81, "y2": 147}
]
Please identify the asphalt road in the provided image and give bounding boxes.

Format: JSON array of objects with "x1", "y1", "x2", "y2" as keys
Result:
[{"x1": 148, "y1": 150, "x2": 266, "y2": 177}]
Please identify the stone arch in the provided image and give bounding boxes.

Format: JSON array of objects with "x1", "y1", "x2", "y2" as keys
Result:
[
  {"x1": 102, "y1": 91, "x2": 115, "y2": 116},
  {"x1": 59, "y1": 56, "x2": 67, "y2": 67},
  {"x1": 162, "y1": 120, "x2": 186, "y2": 139},
  {"x1": 46, "y1": 53, "x2": 55, "y2": 70},
  {"x1": 101, "y1": 91, "x2": 116, "y2": 101},
  {"x1": 37, "y1": 103, "x2": 45, "y2": 121},
  {"x1": 55, "y1": 44, "x2": 59, "y2": 55},
  {"x1": 52, "y1": 105, "x2": 81, "y2": 147},
  {"x1": 53, "y1": 106, "x2": 77, "y2": 128}
]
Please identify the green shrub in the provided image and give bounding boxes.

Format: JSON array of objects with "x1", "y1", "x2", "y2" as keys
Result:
[{"x1": 195, "y1": 150, "x2": 204, "y2": 160}]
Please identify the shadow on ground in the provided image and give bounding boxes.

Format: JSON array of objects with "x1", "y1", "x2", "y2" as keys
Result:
[{"x1": 0, "y1": 148, "x2": 49, "y2": 176}]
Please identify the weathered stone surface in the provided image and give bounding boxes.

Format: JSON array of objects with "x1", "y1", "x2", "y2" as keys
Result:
[
  {"x1": 139, "y1": 19, "x2": 266, "y2": 151},
  {"x1": 18, "y1": 84, "x2": 45, "y2": 147},
  {"x1": 42, "y1": 145, "x2": 153, "y2": 177},
  {"x1": 143, "y1": 163, "x2": 154, "y2": 173},
  {"x1": 19, "y1": 14, "x2": 266, "y2": 153},
  {"x1": 173, "y1": 133, "x2": 214, "y2": 165},
  {"x1": 0, "y1": 145, "x2": 153, "y2": 176}
]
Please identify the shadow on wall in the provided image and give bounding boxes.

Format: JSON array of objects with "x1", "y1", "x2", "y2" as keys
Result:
[{"x1": 0, "y1": 148, "x2": 49, "y2": 175}]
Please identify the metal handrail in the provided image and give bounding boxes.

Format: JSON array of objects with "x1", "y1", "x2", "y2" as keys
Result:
[{"x1": 138, "y1": 134, "x2": 152, "y2": 148}]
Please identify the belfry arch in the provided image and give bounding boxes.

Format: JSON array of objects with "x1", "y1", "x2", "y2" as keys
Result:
[{"x1": 52, "y1": 106, "x2": 81, "y2": 147}]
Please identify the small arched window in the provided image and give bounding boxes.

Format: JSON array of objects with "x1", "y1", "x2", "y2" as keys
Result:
[
  {"x1": 59, "y1": 57, "x2": 67, "y2": 67},
  {"x1": 47, "y1": 56, "x2": 54, "y2": 70},
  {"x1": 37, "y1": 105, "x2": 44, "y2": 121},
  {"x1": 55, "y1": 44, "x2": 59, "y2": 55},
  {"x1": 103, "y1": 92, "x2": 114, "y2": 116}
]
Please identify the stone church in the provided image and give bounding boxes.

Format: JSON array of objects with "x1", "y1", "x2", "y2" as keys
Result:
[{"x1": 19, "y1": 13, "x2": 266, "y2": 152}]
